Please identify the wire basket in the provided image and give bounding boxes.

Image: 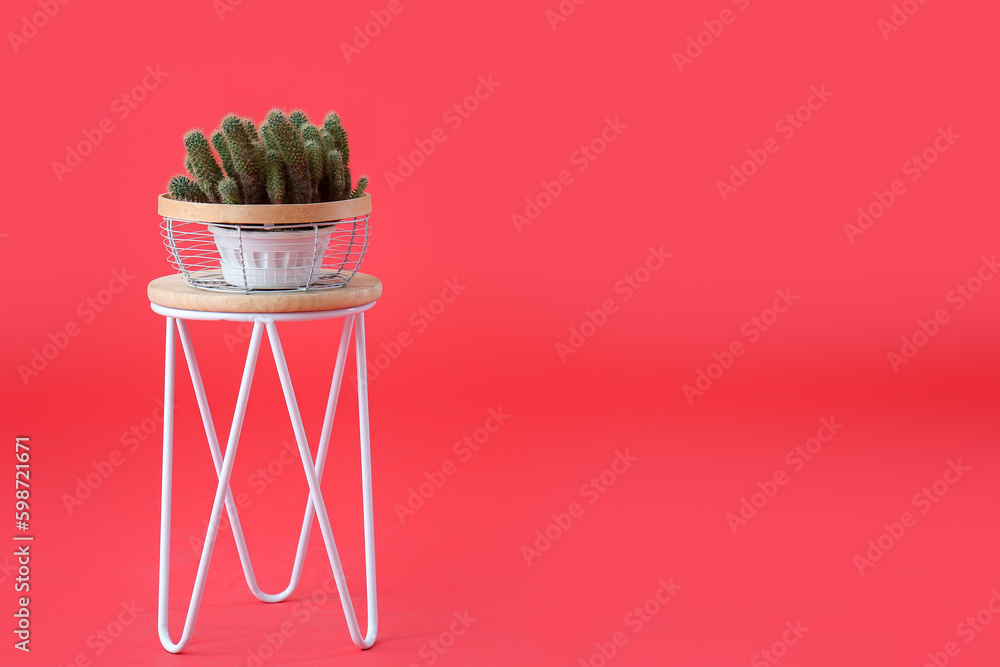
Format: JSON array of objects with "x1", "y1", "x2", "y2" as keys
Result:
[{"x1": 158, "y1": 194, "x2": 371, "y2": 293}]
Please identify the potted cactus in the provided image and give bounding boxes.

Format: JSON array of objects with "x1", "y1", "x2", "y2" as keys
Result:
[{"x1": 159, "y1": 109, "x2": 371, "y2": 291}]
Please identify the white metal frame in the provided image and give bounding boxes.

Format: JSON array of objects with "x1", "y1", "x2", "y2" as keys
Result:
[{"x1": 150, "y1": 302, "x2": 378, "y2": 654}]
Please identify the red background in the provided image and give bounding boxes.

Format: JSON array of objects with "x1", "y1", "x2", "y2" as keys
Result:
[{"x1": 3, "y1": 0, "x2": 1000, "y2": 665}]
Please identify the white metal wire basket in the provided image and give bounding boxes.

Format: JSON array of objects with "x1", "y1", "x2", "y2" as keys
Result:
[{"x1": 158, "y1": 194, "x2": 371, "y2": 293}]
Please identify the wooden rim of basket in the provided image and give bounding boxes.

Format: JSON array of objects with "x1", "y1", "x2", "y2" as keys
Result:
[{"x1": 157, "y1": 192, "x2": 371, "y2": 225}]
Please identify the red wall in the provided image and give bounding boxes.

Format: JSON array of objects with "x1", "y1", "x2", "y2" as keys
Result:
[{"x1": 2, "y1": 1, "x2": 999, "y2": 665}]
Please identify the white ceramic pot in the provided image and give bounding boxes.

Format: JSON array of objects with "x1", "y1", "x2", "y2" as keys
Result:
[{"x1": 208, "y1": 225, "x2": 334, "y2": 290}]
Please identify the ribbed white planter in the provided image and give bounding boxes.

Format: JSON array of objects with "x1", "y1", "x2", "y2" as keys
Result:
[{"x1": 208, "y1": 225, "x2": 334, "y2": 290}]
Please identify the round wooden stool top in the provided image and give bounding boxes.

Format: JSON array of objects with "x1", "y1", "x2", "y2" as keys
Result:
[{"x1": 148, "y1": 273, "x2": 382, "y2": 313}]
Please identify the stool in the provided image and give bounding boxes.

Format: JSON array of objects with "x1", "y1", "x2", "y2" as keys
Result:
[{"x1": 147, "y1": 273, "x2": 383, "y2": 654}]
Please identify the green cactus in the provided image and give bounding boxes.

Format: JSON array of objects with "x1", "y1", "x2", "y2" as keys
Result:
[
  {"x1": 221, "y1": 115, "x2": 268, "y2": 204},
  {"x1": 212, "y1": 130, "x2": 243, "y2": 202},
  {"x1": 242, "y1": 117, "x2": 259, "y2": 140},
  {"x1": 266, "y1": 109, "x2": 312, "y2": 204},
  {"x1": 184, "y1": 130, "x2": 224, "y2": 203},
  {"x1": 305, "y1": 141, "x2": 324, "y2": 183},
  {"x1": 211, "y1": 130, "x2": 236, "y2": 177},
  {"x1": 350, "y1": 176, "x2": 368, "y2": 198},
  {"x1": 168, "y1": 109, "x2": 366, "y2": 204},
  {"x1": 168, "y1": 175, "x2": 209, "y2": 203},
  {"x1": 301, "y1": 126, "x2": 325, "y2": 200},
  {"x1": 218, "y1": 178, "x2": 241, "y2": 205},
  {"x1": 323, "y1": 112, "x2": 350, "y2": 166},
  {"x1": 252, "y1": 140, "x2": 267, "y2": 184},
  {"x1": 317, "y1": 128, "x2": 337, "y2": 172},
  {"x1": 300, "y1": 124, "x2": 322, "y2": 149},
  {"x1": 299, "y1": 122, "x2": 316, "y2": 141},
  {"x1": 323, "y1": 112, "x2": 353, "y2": 196},
  {"x1": 260, "y1": 123, "x2": 277, "y2": 153},
  {"x1": 326, "y1": 149, "x2": 345, "y2": 200},
  {"x1": 313, "y1": 128, "x2": 337, "y2": 200},
  {"x1": 265, "y1": 149, "x2": 286, "y2": 204},
  {"x1": 289, "y1": 109, "x2": 310, "y2": 130}
]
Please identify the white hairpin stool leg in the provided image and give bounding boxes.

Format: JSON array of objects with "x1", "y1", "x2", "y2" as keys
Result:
[
  {"x1": 266, "y1": 317, "x2": 378, "y2": 649},
  {"x1": 158, "y1": 317, "x2": 177, "y2": 650},
  {"x1": 355, "y1": 311, "x2": 378, "y2": 648},
  {"x1": 158, "y1": 319, "x2": 265, "y2": 653}
]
